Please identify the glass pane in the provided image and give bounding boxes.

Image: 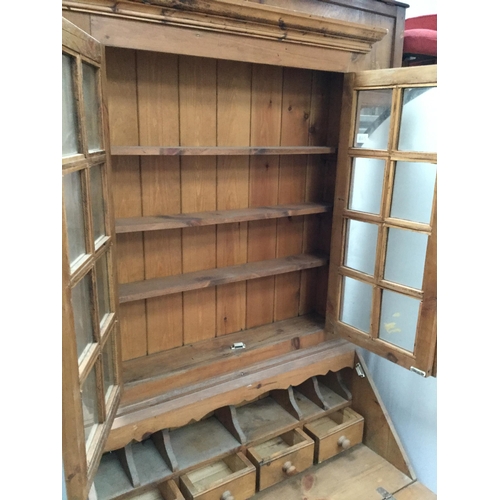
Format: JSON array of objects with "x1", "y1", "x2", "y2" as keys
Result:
[
  {"x1": 81, "y1": 366, "x2": 99, "y2": 447},
  {"x1": 390, "y1": 161, "x2": 436, "y2": 224},
  {"x1": 90, "y1": 165, "x2": 106, "y2": 245},
  {"x1": 348, "y1": 157, "x2": 386, "y2": 214},
  {"x1": 96, "y1": 253, "x2": 111, "y2": 326},
  {"x1": 340, "y1": 277, "x2": 373, "y2": 333},
  {"x1": 398, "y1": 87, "x2": 437, "y2": 152},
  {"x1": 102, "y1": 335, "x2": 116, "y2": 402},
  {"x1": 354, "y1": 89, "x2": 392, "y2": 149},
  {"x1": 63, "y1": 171, "x2": 87, "y2": 268},
  {"x1": 82, "y1": 63, "x2": 102, "y2": 152},
  {"x1": 72, "y1": 274, "x2": 95, "y2": 361},
  {"x1": 384, "y1": 228, "x2": 428, "y2": 289},
  {"x1": 62, "y1": 54, "x2": 80, "y2": 157},
  {"x1": 344, "y1": 220, "x2": 378, "y2": 276},
  {"x1": 379, "y1": 289, "x2": 420, "y2": 352}
]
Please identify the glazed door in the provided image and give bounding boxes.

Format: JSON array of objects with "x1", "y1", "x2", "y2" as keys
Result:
[
  {"x1": 325, "y1": 65, "x2": 437, "y2": 376},
  {"x1": 62, "y1": 18, "x2": 122, "y2": 500}
]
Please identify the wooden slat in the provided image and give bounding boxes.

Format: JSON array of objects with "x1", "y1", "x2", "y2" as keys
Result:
[
  {"x1": 120, "y1": 253, "x2": 328, "y2": 303},
  {"x1": 247, "y1": 64, "x2": 283, "y2": 329},
  {"x1": 275, "y1": 67, "x2": 312, "y2": 321},
  {"x1": 111, "y1": 145, "x2": 335, "y2": 155},
  {"x1": 216, "y1": 59, "x2": 251, "y2": 337},
  {"x1": 179, "y1": 56, "x2": 217, "y2": 345},
  {"x1": 137, "y1": 50, "x2": 183, "y2": 354},
  {"x1": 116, "y1": 203, "x2": 332, "y2": 233},
  {"x1": 106, "y1": 46, "x2": 147, "y2": 361}
]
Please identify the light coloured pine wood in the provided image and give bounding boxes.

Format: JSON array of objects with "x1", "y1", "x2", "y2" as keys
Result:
[
  {"x1": 247, "y1": 428, "x2": 314, "y2": 490},
  {"x1": 119, "y1": 254, "x2": 328, "y2": 303},
  {"x1": 121, "y1": 314, "x2": 326, "y2": 407},
  {"x1": 216, "y1": 60, "x2": 251, "y2": 337},
  {"x1": 111, "y1": 146, "x2": 335, "y2": 155},
  {"x1": 106, "y1": 46, "x2": 147, "y2": 361},
  {"x1": 275, "y1": 67, "x2": 312, "y2": 321},
  {"x1": 251, "y1": 444, "x2": 412, "y2": 500},
  {"x1": 304, "y1": 407, "x2": 364, "y2": 462},
  {"x1": 115, "y1": 203, "x2": 332, "y2": 233},
  {"x1": 247, "y1": 64, "x2": 282, "y2": 329},
  {"x1": 394, "y1": 481, "x2": 436, "y2": 500},
  {"x1": 137, "y1": 50, "x2": 183, "y2": 354},
  {"x1": 105, "y1": 339, "x2": 356, "y2": 452},
  {"x1": 349, "y1": 352, "x2": 415, "y2": 479},
  {"x1": 179, "y1": 56, "x2": 218, "y2": 345}
]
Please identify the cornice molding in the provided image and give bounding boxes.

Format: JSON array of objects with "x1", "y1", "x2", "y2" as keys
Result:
[{"x1": 62, "y1": 0, "x2": 388, "y2": 53}]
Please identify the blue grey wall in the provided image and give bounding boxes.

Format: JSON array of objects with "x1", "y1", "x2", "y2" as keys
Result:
[{"x1": 360, "y1": 349, "x2": 437, "y2": 493}]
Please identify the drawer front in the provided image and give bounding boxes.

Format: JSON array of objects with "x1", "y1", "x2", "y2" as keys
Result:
[
  {"x1": 247, "y1": 429, "x2": 315, "y2": 491},
  {"x1": 258, "y1": 443, "x2": 314, "y2": 490},
  {"x1": 315, "y1": 419, "x2": 364, "y2": 463},
  {"x1": 180, "y1": 453, "x2": 256, "y2": 500}
]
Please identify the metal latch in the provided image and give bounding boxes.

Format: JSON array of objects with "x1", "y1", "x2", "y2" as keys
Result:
[
  {"x1": 410, "y1": 366, "x2": 426, "y2": 377},
  {"x1": 377, "y1": 487, "x2": 396, "y2": 500},
  {"x1": 231, "y1": 342, "x2": 246, "y2": 350},
  {"x1": 355, "y1": 362, "x2": 366, "y2": 378}
]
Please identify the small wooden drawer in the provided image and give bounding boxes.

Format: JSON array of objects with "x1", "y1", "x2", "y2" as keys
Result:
[
  {"x1": 304, "y1": 407, "x2": 364, "y2": 463},
  {"x1": 179, "y1": 452, "x2": 256, "y2": 500},
  {"x1": 158, "y1": 479, "x2": 186, "y2": 500},
  {"x1": 246, "y1": 428, "x2": 314, "y2": 490}
]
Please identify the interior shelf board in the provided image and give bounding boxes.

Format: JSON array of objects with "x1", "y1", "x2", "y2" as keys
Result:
[
  {"x1": 119, "y1": 253, "x2": 328, "y2": 303},
  {"x1": 121, "y1": 314, "x2": 326, "y2": 408},
  {"x1": 110, "y1": 146, "x2": 336, "y2": 156},
  {"x1": 116, "y1": 202, "x2": 332, "y2": 233}
]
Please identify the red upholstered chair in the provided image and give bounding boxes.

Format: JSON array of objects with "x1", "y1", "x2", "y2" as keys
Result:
[{"x1": 403, "y1": 14, "x2": 437, "y2": 66}]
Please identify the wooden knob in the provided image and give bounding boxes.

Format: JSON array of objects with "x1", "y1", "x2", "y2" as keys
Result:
[
  {"x1": 282, "y1": 461, "x2": 298, "y2": 476},
  {"x1": 337, "y1": 435, "x2": 351, "y2": 449},
  {"x1": 220, "y1": 491, "x2": 234, "y2": 500}
]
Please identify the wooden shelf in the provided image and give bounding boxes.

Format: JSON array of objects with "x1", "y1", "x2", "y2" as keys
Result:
[
  {"x1": 111, "y1": 146, "x2": 336, "y2": 156},
  {"x1": 119, "y1": 253, "x2": 328, "y2": 303},
  {"x1": 122, "y1": 314, "x2": 327, "y2": 408},
  {"x1": 116, "y1": 202, "x2": 332, "y2": 233}
]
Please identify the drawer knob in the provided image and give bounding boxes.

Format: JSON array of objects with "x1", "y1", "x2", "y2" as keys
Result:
[
  {"x1": 282, "y1": 461, "x2": 298, "y2": 476},
  {"x1": 337, "y1": 435, "x2": 351, "y2": 449},
  {"x1": 221, "y1": 491, "x2": 234, "y2": 500}
]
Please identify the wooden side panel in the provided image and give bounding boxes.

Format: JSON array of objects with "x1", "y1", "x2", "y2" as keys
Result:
[
  {"x1": 247, "y1": 64, "x2": 282, "y2": 329},
  {"x1": 275, "y1": 68, "x2": 312, "y2": 321},
  {"x1": 349, "y1": 352, "x2": 416, "y2": 479},
  {"x1": 137, "y1": 51, "x2": 184, "y2": 354},
  {"x1": 216, "y1": 60, "x2": 251, "y2": 336},
  {"x1": 179, "y1": 56, "x2": 217, "y2": 344},
  {"x1": 106, "y1": 47, "x2": 147, "y2": 360}
]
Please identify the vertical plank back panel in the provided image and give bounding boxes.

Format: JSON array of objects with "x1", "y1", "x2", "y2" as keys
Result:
[
  {"x1": 216, "y1": 60, "x2": 252, "y2": 336},
  {"x1": 275, "y1": 68, "x2": 312, "y2": 321},
  {"x1": 179, "y1": 56, "x2": 217, "y2": 344},
  {"x1": 137, "y1": 51, "x2": 183, "y2": 353},
  {"x1": 106, "y1": 47, "x2": 147, "y2": 360},
  {"x1": 301, "y1": 71, "x2": 332, "y2": 315},
  {"x1": 247, "y1": 64, "x2": 283, "y2": 328}
]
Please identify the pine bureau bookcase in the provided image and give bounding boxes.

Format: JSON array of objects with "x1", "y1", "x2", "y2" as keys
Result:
[{"x1": 62, "y1": 2, "x2": 437, "y2": 499}]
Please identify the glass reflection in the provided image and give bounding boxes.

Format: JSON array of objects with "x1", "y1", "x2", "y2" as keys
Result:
[
  {"x1": 390, "y1": 161, "x2": 436, "y2": 224},
  {"x1": 354, "y1": 89, "x2": 392, "y2": 149},
  {"x1": 348, "y1": 157, "x2": 385, "y2": 214},
  {"x1": 379, "y1": 289, "x2": 420, "y2": 352},
  {"x1": 340, "y1": 277, "x2": 372, "y2": 333},
  {"x1": 398, "y1": 87, "x2": 437, "y2": 152},
  {"x1": 344, "y1": 220, "x2": 378, "y2": 276}
]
